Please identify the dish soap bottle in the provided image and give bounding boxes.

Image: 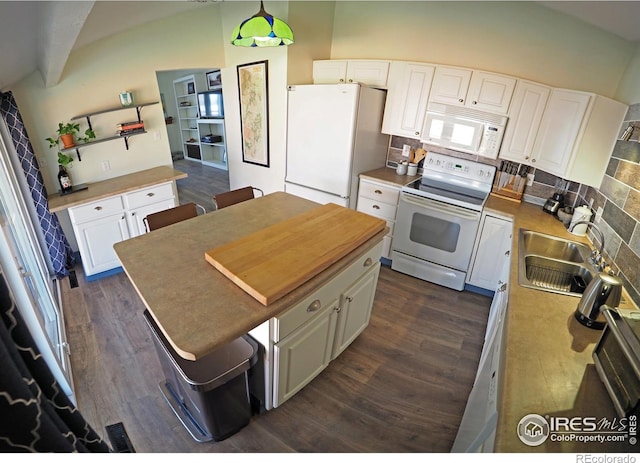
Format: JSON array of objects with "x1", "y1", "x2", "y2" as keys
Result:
[{"x1": 58, "y1": 164, "x2": 72, "y2": 194}]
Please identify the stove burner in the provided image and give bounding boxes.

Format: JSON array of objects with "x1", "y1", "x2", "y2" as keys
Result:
[{"x1": 401, "y1": 153, "x2": 496, "y2": 212}]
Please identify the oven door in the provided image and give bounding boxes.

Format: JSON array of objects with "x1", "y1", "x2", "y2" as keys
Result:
[{"x1": 393, "y1": 192, "x2": 481, "y2": 271}]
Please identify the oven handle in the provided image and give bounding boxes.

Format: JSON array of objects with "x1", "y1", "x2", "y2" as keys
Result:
[{"x1": 399, "y1": 192, "x2": 480, "y2": 220}]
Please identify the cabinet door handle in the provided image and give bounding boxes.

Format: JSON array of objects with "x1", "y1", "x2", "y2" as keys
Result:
[
  {"x1": 415, "y1": 131, "x2": 420, "y2": 136},
  {"x1": 147, "y1": 192, "x2": 155, "y2": 197},
  {"x1": 335, "y1": 306, "x2": 341, "y2": 313},
  {"x1": 307, "y1": 300, "x2": 321, "y2": 313},
  {"x1": 372, "y1": 205, "x2": 380, "y2": 210},
  {"x1": 346, "y1": 296, "x2": 354, "y2": 303},
  {"x1": 505, "y1": 250, "x2": 510, "y2": 256},
  {"x1": 94, "y1": 206, "x2": 102, "y2": 211},
  {"x1": 363, "y1": 257, "x2": 373, "y2": 267},
  {"x1": 472, "y1": 100, "x2": 477, "y2": 105},
  {"x1": 458, "y1": 98, "x2": 464, "y2": 103},
  {"x1": 531, "y1": 159, "x2": 536, "y2": 163},
  {"x1": 374, "y1": 189, "x2": 383, "y2": 195}
]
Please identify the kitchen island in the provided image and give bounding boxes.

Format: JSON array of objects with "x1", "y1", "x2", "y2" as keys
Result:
[{"x1": 114, "y1": 192, "x2": 386, "y2": 410}]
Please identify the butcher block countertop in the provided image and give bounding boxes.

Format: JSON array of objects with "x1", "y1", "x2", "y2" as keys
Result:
[
  {"x1": 48, "y1": 165, "x2": 187, "y2": 213},
  {"x1": 205, "y1": 203, "x2": 385, "y2": 306},
  {"x1": 361, "y1": 167, "x2": 637, "y2": 453},
  {"x1": 114, "y1": 192, "x2": 386, "y2": 361}
]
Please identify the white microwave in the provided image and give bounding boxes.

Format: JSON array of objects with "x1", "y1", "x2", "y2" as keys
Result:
[{"x1": 421, "y1": 102, "x2": 508, "y2": 159}]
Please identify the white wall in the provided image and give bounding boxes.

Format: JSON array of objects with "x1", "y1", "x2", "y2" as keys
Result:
[
  {"x1": 8, "y1": 1, "x2": 640, "y2": 205},
  {"x1": 220, "y1": 1, "x2": 291, "y2": 195},
  {"x1": 616, "y1": 43, "x2": 640, "y2": 104},
  {"x1": 10, "y1": 4, "x2": 226, "y2": 193}
]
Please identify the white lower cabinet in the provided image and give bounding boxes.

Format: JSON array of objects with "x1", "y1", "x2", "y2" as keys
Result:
[
  {"x1": 356, "y1": 178, "x2": 400, "y2": 259},
  {"x1": 252, "y1": 241, "x2": 383, "y2": 410},
  {"x1": 466, "y1": 212, "x2": 513, "y2": 291},
  {"x1": 274, "y1": 299, "x2": 339, "y2": 406},
  {"x1": 68, "y1": 181, "x2": 178, "y2": 277},
  {"x1": 73, "y1": 210, "x2": 130, "y2": 276},
  {"x1": 452, "y1": 242, "x2": 510, "y2": 453}
]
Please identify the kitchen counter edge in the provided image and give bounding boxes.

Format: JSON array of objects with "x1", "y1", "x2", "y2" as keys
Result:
[{"x1": 47, "y1": 165, "x2": 187, "y2": 213}]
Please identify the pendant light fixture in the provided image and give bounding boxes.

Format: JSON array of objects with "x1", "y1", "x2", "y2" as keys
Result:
[{"x1": 231, "y1": 1, "x2": 294, "y2": 47}]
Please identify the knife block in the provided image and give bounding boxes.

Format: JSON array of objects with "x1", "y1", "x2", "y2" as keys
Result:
[{"x1": 490, "y1": 172, "x2": 524, "y2": 203}]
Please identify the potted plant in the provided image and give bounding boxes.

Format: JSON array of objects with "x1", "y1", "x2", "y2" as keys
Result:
[{"x1": 46, "y1": 121, "x2": 96, "y2": 149}]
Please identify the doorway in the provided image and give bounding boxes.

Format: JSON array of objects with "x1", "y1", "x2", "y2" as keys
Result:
[{"x1": 156, "y1": 69, "x2": 230, "y2": 212}]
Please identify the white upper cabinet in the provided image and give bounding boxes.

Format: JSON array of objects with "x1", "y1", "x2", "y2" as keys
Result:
[
  {"x1": 499, "y1": 80, "x2": 551, "y2": 163},
  {"x1": 530, "y1": 89, "x2": 591, "y2": 176},
  {"x1": 530, "y1": 89, "x2": 627, "y2": 187},
  {"x1": 313, "y1": 60, "x2": 390, "y2": 88},
  {"x1": 430, "y1": 66, "x2": 516, "y2": 114},
  {"x1": 382, "y1": 61, "x2": 436, "y2": 138}
]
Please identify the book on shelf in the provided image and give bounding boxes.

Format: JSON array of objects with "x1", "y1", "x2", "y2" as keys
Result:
[
  {"x1": 117, "y1": 120, "x2": 145, "y2": 131},
  {"x1": 118, "y1": 128, "x2": 145, "y2": 136}
]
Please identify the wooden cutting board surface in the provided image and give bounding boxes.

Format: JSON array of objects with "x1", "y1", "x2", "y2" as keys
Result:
[{"x1": 204, "y1": 203, "x2": 386, "y2": 306}]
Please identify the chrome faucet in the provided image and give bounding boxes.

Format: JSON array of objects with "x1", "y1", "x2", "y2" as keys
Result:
[{"x1": 569, "y1": 220, "x2": 606, "y2": 267}]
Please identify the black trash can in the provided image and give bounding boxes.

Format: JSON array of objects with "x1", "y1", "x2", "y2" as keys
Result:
[{"x1": 144, "y1": 310, "x2": 258, "y2": 442}]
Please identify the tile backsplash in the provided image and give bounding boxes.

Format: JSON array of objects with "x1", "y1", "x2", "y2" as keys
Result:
[
  {"x1": 578, "y1": 103, "x2": 640, "y2": 306},
  {"x1": 386, "y1": 103, "x2": 640, "y2": 306}
]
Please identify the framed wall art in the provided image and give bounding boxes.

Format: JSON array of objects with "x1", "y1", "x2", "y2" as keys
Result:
[
  {"x1": 206, "y1": 70, "x2": 222, "y2": 90},
  {"x1": 237, "y1": 60, "x2": 269, "y2": 167}
]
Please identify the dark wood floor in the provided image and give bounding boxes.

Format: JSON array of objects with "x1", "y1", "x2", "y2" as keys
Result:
[
  {"x1": 172, "y1": 159, "x2": 229, "y2": 212},
  {"x1": 61, "y1": 164, "x2": 492, "y2": 452},
  {"x1": 62, "y1": 264, "x2": 491, "y2": 453}
]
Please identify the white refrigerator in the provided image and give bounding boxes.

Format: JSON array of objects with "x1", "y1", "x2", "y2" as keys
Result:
[{"x1": 284, "y1": 83, "x2": 389, "y2": 208}]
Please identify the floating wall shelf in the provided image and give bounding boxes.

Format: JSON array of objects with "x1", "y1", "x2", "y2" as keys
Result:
[{"x1": 66, "y1": 101, "x2": 159, "y2": 160}]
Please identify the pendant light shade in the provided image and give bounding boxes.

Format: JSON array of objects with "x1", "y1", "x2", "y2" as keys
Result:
[{"x1": 231, "y1": 1, "x2": 294, "y2": 47}]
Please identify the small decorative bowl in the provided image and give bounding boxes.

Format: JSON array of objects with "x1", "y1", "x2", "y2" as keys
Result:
[{"x1": 557, "y1": 207, "x2": 573, "y2": 226}]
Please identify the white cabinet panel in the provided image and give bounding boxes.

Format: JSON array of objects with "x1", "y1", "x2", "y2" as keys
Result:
[
  {"x1": 499, "y1": 80, "x2": 551, "y2": 163},
  {"x1": 67, "y1": 196, "x2": 124, "y2": 224},
  {"x1": 273, "y1": 300, "x2": 339, "y2": 408},
  {"x1": 123, "y1": 182, "x2": 175, "y2": 210},
  {"x1": 382, "y1": 61, "x2": 436, "y2": 138},
  {"x1": 313, "y1": 60, "x2": 390, "y2": 87},
  {"x1": 357, "y1": 178, "x2": 400, "y2": 259},
  {"x1": 467, "y1": 213, "x2": 513, "y2": 291},
  {"x1": 69, "y1": 181, "x2": 178, "y2": 277},
  {"x1": 431, "y1": 66, "x2": 515, "y2": 114},
  {"x1": 531, "y1": 89, "x2": 591, "y2": 175},
  {"x1": 74, "y1": 213, "x2": 130, "y2": 275},
  {"x1": 265, "y1": 240, "x2": 383, "y2": 409},
  {"x1": 332, "y1": 263, "x2": 380, "y2": 359},
  {"x1": 431, "y1": 66, "x2": 472, "y2": 106},
  {"x1": 467, "y1": 71, "x2": 516, "y2": 114}
]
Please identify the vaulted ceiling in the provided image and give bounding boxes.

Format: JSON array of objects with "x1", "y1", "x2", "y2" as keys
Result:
[{"x1": 0, "y1": 1, "x2": 638, "y2": 91}]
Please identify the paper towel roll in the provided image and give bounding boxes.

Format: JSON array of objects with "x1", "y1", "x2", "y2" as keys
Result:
[{"x1": 569, "y1": 206, "x2": 593, "y2": 236}]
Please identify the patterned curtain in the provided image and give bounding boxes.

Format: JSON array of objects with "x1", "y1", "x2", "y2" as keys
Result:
[
  {"x1": 0, "y1": 92, "x2": 75, "y2": 278},
  {"x1": 0, "y1": 271, "x2": 110, "y2": 452}
]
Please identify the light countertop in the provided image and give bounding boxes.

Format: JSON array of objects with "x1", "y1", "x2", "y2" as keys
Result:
[
  {"x1": 361, "y1": 167, "x2": 637, "y2": 453},
  {"x1": 47, "y1": 165, "x2": 187, "y2": 213},
  {"x1": 114, "y1": 192, "x2": 385, "y2": 361}
]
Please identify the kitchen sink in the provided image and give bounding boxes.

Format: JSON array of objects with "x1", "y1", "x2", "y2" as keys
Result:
[
  {"x1": 518, "y1": 229, "x2": 596, "y2": 297},
  {"x1": 520, "y1": 229, "x2": 591, "y2": 263}
]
